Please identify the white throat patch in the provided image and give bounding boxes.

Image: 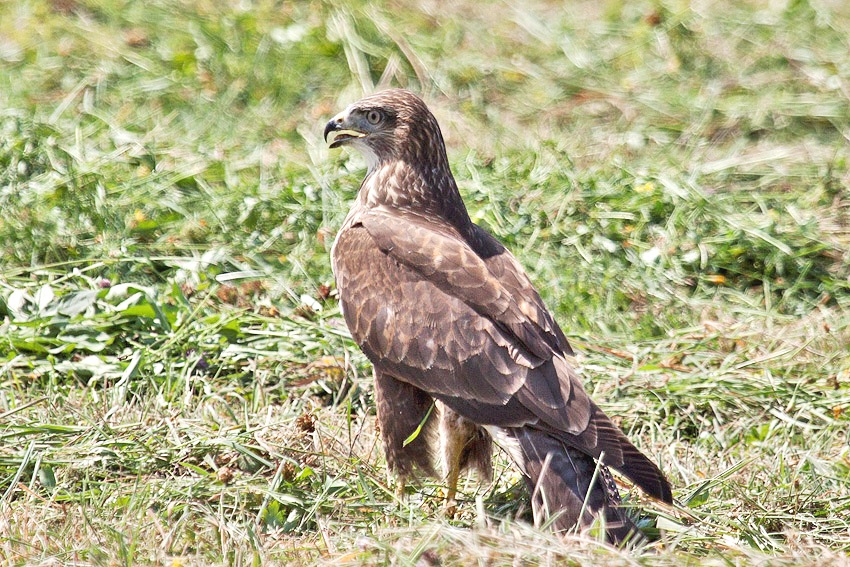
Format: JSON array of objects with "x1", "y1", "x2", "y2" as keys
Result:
[{"x1": 350, "y1": 139, "x2": 379, "y2": 173}]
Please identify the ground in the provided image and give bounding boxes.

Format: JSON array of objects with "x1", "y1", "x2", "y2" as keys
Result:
[{"x1": 1, "y1": 0, "x2": 849, "y2": 565}]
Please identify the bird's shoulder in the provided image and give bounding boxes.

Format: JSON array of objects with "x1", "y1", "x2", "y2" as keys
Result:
[
  {"x1": 339, "y1": 206, "x2": 573, "y2": 359},
  {"x1": 466, "y1": 224, "x2": 574, "y2": 356}
]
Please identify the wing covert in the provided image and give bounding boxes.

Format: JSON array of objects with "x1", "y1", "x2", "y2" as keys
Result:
[
  {"x1": 333, "y1": 219, "x2": 595, "y2": 435},
  {"x1": 360, "y1": 209, "x2": 571, "y2": 363}
]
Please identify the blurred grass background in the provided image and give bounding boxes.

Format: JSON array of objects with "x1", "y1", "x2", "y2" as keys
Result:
[{"x1": 1, "y1": 0, "x2": 849, "y2": 564}]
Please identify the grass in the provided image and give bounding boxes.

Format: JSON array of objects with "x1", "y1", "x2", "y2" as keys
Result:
[{"x1": 1, "y1": 0, "x2": 849, "y2": 564}]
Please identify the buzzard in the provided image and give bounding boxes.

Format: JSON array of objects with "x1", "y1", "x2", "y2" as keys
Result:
[{"x1": 324, "y1": 89, "x2": 672, "y2": 543}]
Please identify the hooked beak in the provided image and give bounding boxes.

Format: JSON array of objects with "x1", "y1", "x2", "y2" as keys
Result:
[{"x1": 324, "y1": 110, "x2": 367, "y2": 149}]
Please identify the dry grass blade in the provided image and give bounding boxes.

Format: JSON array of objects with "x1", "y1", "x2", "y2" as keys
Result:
[{"x1": 0, "y1": 0, "x2": 848, "y2": 564}]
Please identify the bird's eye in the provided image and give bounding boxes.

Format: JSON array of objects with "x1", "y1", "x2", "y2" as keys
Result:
[{"x1": 366, "y1": 110, "x2": 382, "y2": 125}]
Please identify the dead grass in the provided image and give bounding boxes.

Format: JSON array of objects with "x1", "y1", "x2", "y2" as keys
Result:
[{"x1": 1, "y1": 0, "x2": 849, "y2": 564}]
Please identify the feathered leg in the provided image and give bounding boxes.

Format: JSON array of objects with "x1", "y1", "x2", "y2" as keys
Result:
[
  {"x1": 438, "y1": 402, "x2": 493, "y2": 514},
  {"x1": 510, "y1": 428, "x2": 642, "y2": 545},
  {"x1": 374, "y1": 369, "x2": 439, "y2": 490}
]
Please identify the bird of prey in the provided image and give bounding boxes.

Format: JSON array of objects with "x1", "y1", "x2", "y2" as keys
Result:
[{"x1": 324, "y1": 89, "x2": 672, "y2": 543}]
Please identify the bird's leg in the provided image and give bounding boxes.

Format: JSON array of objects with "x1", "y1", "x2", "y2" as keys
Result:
[
  {"x1": 394, "y1": 476, "x2": 407, "y2": 502},
  {"x1": 444, "y1": 445, "x2": 463, "y2": 517},
  {"x1": 373, "y1": 370, "x2": 439, "y2": 513},
  {"x1": 439, "y1": 402, "x2": 472, "y2": 517}
]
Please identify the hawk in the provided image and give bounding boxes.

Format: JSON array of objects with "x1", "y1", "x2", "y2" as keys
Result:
[{"x1": 324, "y1": 89, "x2": 672, "y2": 543}]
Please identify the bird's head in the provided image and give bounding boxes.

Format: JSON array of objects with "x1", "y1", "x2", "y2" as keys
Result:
[{"x1": 324, "y1": 89, "x2": 446, "y2": 173}]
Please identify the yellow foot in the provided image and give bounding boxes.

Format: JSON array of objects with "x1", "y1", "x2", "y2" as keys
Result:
[
  {"x1": 444, "y1": 472, "x2": 460, "y2": 518},
  {"x1": 394, "y1": 479, "x2": 406, "y2": 502}
]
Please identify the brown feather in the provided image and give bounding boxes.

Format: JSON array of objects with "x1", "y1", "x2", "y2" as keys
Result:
[
  {"x1": 373, "y1": 368, "x2": 439, "y2": 479},
  {"x1": 328, "y1": 89, "x2": 672, "y2": 543}
]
